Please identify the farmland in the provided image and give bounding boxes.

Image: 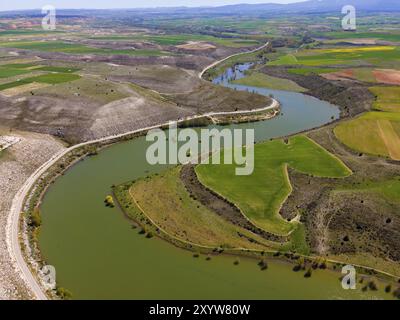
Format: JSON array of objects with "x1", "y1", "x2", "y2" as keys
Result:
[
  {"x1": 233, "y1": 72, "x2": 307, "y2": 92},
  {"x1": 196, "y1": 136, "x2": 352, "y2": 236},
  {"x1": 0, "y1": 41, "x2": 173, "y2": 56},
  {"x1": 1, "y1": 3, "x2": 400, "y2": 301},
  {"x1": 334, "y1": 84, "x2": 400, "y2": 160}
]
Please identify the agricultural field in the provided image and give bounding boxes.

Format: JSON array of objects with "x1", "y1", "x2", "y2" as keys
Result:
[
  {"x1": 0, "y1": 40, "x2": 173, "y2": 56},
  {"x1": 232, "y1": 72, "x2": 307, "y2": 92},
  {"x1": 127, "y1": 166, "x2": 278, "y2": 250},
  {"x1": 370, "y1": 86, "x2": 400, "y2": 111},
  {"x1": 1, "y1": 4, "x2": 400, "y2": 301},
  {"x1": 268, "y1": 46, "x2": 400, "y2": 68},
  {"x1": 90, "y1": 33, "x2": 261, "y2": 48},
  {"x1": 334, "y1": 85, "x2": 400, "y2": 160},
  {"x1": 0, "y1": 68, "x2": 81, "y2": 92},
  {"x1": 334, "y1": 111, "x2": 400, "y2": 160},
  {"x1": 196, "y1": 135, "x2": 352, "y2": 236}
]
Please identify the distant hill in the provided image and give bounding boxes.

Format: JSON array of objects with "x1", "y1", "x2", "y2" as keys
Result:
[
  {"x1": 219, "y1": 0, "x2": 400, "y2": 14},
  {"x1": 1, "y1": 0, "x2": 400, "y2": 16}
]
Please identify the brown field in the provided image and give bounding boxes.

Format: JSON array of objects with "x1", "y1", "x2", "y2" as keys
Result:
[
  {"x1": 321, "y1": 69, "x2": 355, "y2": 81},
  {"x1": 176, "y1": 41, "x2": 216, "y2": 51},
  {"x1": 341, "y1": 39, "x2": 378, "y2": 45},
  {"x1": 373, "y1": 69, "x2": 400, "y2": 85}
]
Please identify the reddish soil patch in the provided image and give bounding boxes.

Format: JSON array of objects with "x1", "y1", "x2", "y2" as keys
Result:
[
  {"x1": 321, "y1": 69, "x2": 355, "y2": 82},
  {"x1": 373, "y1": 69, "x2": 400, "y2": 85}
]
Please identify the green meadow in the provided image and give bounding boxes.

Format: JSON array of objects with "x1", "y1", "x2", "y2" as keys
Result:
[
  {"x1": 287, "y1": 67, "x2": 337, "y2": 76},
  {"x1": 319, "y1": 31, "x2": 400, "y2": 43},
  {"x1": 196, "y1": 135, "x2": 352, "y2": 236},
  {"x1": 0, "y1": 41, "x2": 172, "y2": 56},
  {"x1": 370, "y1": 86, "x2": 400, "y2": 112},
  {"x1": 90, "y1": 33, "x2": 260, "y2": 47},
  {"x1": 269, "y1": 46, "x2": 400, "y2": 67},
  {"x1": 335, "y1": 85, "x2": 400, "y2": 160},
  {"x1": 233, "y1": 72, "x2": 307, "y2": 92},
  {"x1": 334, "y1": 111, "x2": 400, "y2": 160},
  {"x1": 0, "y1": 73, "x2": 81, "y2": 91}
]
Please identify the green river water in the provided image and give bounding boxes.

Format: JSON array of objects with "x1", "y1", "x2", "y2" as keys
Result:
[{"x1": 38, "y1": 64, "x2": 393, "y2": 299}]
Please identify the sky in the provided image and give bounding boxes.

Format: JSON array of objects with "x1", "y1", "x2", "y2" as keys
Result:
[{"x1": 0, "y1": 0, "x2": 305, "y2": 12}]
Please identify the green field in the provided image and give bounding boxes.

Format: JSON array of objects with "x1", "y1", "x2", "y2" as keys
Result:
[
  {"x1": 196, "y1": 135, "x2": 352, "y2": 236},
  {"x1": 337, "y1": 178, "x2": 400, "y2": 204},
  {"x1": 334, "y1": 111, "x2": 400, "y2": 160},
  {"x1": 0, "y1": 66, "x2": 33, "y2": 78},
  {"x1": 0, "y1": 29, "x2": 63, "y2": 36},
  {"x1": 335, "y1": 85, "x2": 400, "y2": 160},
  {"x1": 269, "y1": 54, "x2": 298, "y2": 66},
  {"x1": 269, "y1": 46, "x2": 400, "y2": 68},
  {"x1": 287, "y1": 67, "x2": 337, "y2": 76},
  {"x1": 233, "y1": 72, "x2": 307, "y2": 92},
  {"x1": 128, "y1": 166, "x2": 276, "y2": 250},
  {"x1": 0, "y1": 73, "x2": 81, "y2": 91},
  {"x1": 370, "y1": 86, "x2": 400, "y2": 112},
  {"x1": 35, "y1": 66, "x2": 80, "y2": 73},
  {"x1": 90, "y1": 33, "x2": 261, "y2": 47},
  {"x1": 0, "y1": 41, "x2": 172, "y2": 56},
  {"x1": 318, "y1": 31, "x2": 400, "y2": 43}
]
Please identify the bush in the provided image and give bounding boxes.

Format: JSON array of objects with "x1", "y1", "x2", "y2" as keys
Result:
[
  {"x1": 31, "y1": 207, "x2": 42, "y2": 227},
  {"x1": 104, "y1": 195, "x2": 115, "y2": 208},
  {"x1": 368, "y1": 281, "x2": 378, "y2": 291},
  {"x1": 145, "y1": 232, "x2": 154, "y2": 239},
  {"x1": 304, "y1": 268, "x2": 312, "y2": 278},
  {"x1": 292, "y1": 264, "x2": 301, "y2": 272},
  {"x1": 56, "y1": 287, "x2": 72, "y2": 300}
]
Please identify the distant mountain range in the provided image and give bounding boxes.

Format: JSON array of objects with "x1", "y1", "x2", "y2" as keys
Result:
[
  {"x1": 1, "y1": 0, "x2": 400, "y2": 16},
  {"x1": 217, "y1": 0, "x2": 400, "y2": 14}
]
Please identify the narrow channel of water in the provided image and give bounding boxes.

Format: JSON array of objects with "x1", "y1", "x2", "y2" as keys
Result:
[{"x1": 38, "y1": 64, "x2": 391, "y2": 299}]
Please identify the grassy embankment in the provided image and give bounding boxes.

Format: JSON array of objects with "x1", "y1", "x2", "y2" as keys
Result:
[
  {"x1": 232, "y1": 71, "x2": 307, "y2": 92},
  {"x1": 196, "y1": 135, "x2": 352, "y2": 237}
]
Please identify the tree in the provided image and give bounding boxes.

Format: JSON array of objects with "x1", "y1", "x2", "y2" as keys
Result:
[{"x1": 104, "y1": 195, "x2": 115, "y2": 208}]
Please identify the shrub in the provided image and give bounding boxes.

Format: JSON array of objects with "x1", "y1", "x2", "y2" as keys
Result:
[
  {"x1": 104, "y1": 195, "x2": 115, "y2": 207},
  {"x1": 56, "y1": 287, "x2": 72, "y2": 300},
  {"x1": 304, "y1": 268, "x2": 312, "y2": 278},
  {"x1": 31, "y1": 207, "x2": 42, "y2": 227}
]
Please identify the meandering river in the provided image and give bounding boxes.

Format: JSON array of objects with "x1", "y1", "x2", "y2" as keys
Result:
[{"x1": 38, "y1": 64, "x2": 391, "y2": 299}]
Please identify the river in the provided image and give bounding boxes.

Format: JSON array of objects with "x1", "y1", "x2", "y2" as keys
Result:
[{"x1": 38, "y1": 63, "x2": 391, "y2": 299}]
